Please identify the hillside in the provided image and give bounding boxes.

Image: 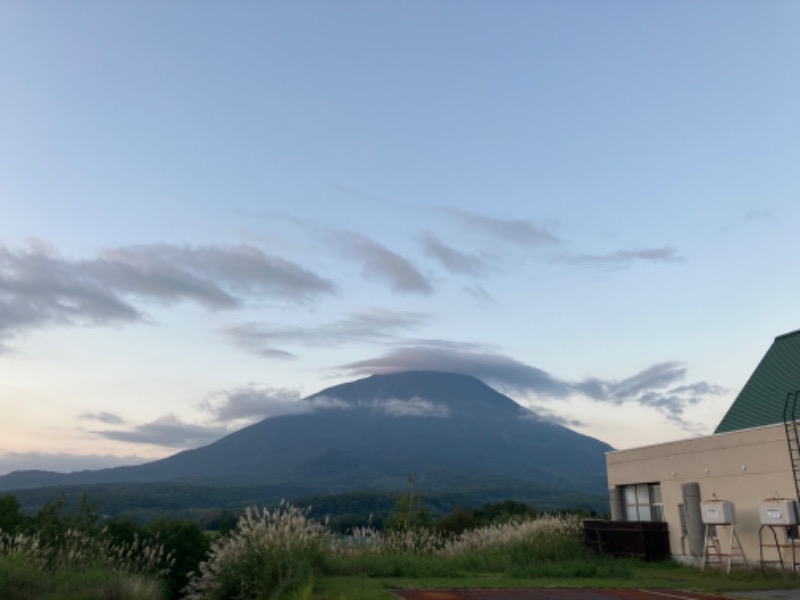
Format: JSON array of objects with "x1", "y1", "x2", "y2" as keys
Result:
[{"x1": 0, "y1": 371, "x2": 612, "y2": 510}]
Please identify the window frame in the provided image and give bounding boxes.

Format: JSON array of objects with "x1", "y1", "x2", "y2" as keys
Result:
[{"x1": 623, "y1": 482, "x2": 663, "y2": 522}]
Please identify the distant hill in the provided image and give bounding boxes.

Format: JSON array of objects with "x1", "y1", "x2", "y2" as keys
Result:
[{"x1": 0, "y1": 372, "x2": 613, "y2": 512}]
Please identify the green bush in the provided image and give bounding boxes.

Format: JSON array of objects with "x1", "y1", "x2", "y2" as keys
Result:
[
  {"x1": 184, "y1": 501, "x2": 330, "y2": 600},
  {"x1": 147, "y1": 518, "x2": 210, "y2": 599}
]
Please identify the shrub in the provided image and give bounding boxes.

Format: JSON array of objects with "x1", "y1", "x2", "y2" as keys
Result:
[
  {"x1": 440, "y1": 513, "x2": 583, "y2": 559},
  {"x1": 147, "y1": 518, "x2": 210, "y2": 600},
  {"x1": 184, "y1": 501, "x2": 330, "y2": 600}
]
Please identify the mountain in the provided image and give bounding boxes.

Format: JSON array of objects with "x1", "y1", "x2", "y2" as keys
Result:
[{"x1": 0, "y1": 372, "x2": 613, "y2": 509}]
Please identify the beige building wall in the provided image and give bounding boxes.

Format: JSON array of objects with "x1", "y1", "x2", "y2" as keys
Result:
[{"x1": 606, "y1": 423, "x2": 796, "y2": 562}]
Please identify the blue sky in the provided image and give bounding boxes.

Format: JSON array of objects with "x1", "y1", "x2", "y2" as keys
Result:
[{"x1": 1, "y1": 2, "x2": 798, "y2": 474}]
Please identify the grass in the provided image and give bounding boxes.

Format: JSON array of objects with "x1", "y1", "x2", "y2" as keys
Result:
[
  {"x1": 181, "y1": 503, "x2": 800, "y2": 599},
  {"x1": 0, "y1": 552, "x2": 164, "y2": 600},
  {"x1": 0, "y1": 527, "x2": 169, "y2": 600},
  {"x1": 6, "y1": 501, "x2": 800, "y2": 600}
]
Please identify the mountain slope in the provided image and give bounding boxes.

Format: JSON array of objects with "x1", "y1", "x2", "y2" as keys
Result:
[{"x1": 0, "y1": 371, "x2": 612, "y2": 499}]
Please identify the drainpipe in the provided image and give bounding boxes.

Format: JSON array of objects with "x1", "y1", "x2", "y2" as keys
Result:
[{"x1": 682, "y1": 482, "x2": 704, "y2": 561}]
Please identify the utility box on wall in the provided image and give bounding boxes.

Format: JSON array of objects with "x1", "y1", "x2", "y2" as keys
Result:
[
  {"x1": 701, "y1": 500, "x2": 736, "y2": 525},
  {"x1": 759, "y1": 499, "x2": 799, "y2": 525}
]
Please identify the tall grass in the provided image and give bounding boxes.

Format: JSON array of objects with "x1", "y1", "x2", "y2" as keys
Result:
[
  {"x1": 0, "y1": 528, "x2": 169, "y2": 600},
  {"x1": 184, "y1": 501, "x2": 331, "y2": 600},
  {"x1": 184, "y1": 503, "x2": 607, "y2": 599},
  {"x1": 325, "y1": 512, "x2": 622, "y2": 579}
]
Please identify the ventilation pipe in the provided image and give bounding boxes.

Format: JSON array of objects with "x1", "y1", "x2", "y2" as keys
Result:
[{"x1": 682, "y1": 482, "x2": 704, "y2": 560}]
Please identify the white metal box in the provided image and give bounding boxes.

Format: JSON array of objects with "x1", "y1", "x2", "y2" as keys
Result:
[
  {"x1": 701, "y1": 500, "x2": 736, "y2": 524},
  {"x1": 759, "y1": 499, "x2": 799, "y2": 525}
]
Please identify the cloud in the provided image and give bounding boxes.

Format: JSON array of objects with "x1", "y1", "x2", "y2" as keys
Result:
[
  {"x1": 90, "y1": 387, "x2": 354, "y2": 451},
  {"x1": 0, "y1": 240, "x2": 143, "y2": 349},
  {"x1": 373, "y1": 397, "x2": 451, "y2": 418},
  {"x1": 519, "y1": 406, "x2": 586, "y2": 428},
  {"x1": 574, "y1": 362, "x2": 698, "y2": 404},
  {"x1": 669, "y1": 382, "x2": 727, "y2": 396},
  {"x1": 637, "y1": 392, "x2": 696, "y2": 424},
  {"x1": 222, "y1": 325, "x2": 299, "y2": 360},
  {"x1": 335, "y1": 232, "x2": 433, "y2": 294},
  {"x1": 0, "y1": 240, "x2": 335, "y2": 350},
  {"x1": 0, "y1": 451, "x2": 149, "y2": 476},
  {"x1": 744, "y1": 209, "x2": 777, "y2": 224},
  {"x1": 90, "y1": 243, "x2": 335, "y2": 306},
  {"x1": 79, "y1": 411, "x2": 126, "y2": 425},
  {"x1": 610, "y1": 362, "x2": 687, "y2": 401},
  {"x1": 200, "y1": 387, "x2": 305, "y2": 422},
  {"x1": 420, "y1": 232, "x2": 488, "y2": 276},
  {"x1": 224, "y1": 309, "x2": 429, "y2": 358},
  {"x1": 341, "y1": 344, "x2": 720, "y2": 432},
  {"x1": 93, "y1": 414, "x2": 227, "y2": 448},
  {"x1": 340, "y1": 341, "x2": 573, "y2": 398},
  {"x1": 443, "y1": 208, "x2": 562, "y2": 246},
  {"x1": 463, "y1": 284, "x2": 494, "y2": 303},
  {"x1": 555, "y1": 247, "x2": 683, "y2": 268},
  {"x1": 304, "y1": 395, "x2": 353, "y2": 411},
  {"x1": 573, "y1": 363, "x2": 715, "y2": 430}
]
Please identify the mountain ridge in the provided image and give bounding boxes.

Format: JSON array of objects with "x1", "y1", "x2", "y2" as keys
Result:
[{"x1": 0, "y1": 371, "x2": 612, "y2": 506}]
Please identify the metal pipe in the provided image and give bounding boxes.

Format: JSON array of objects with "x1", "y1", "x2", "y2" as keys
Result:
[{"x1": 682, "y1": 482, "x2": 704, "y2": 561}]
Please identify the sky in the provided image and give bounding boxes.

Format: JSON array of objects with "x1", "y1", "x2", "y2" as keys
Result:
[{"x1": 1, "y1": 1, "x2": 799, "y2": 475}]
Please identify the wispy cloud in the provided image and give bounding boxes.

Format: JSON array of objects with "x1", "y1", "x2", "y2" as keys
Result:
[
  {"x1": 0, "y1": 240, "x2": 142, "y2": 349},
  {"x1": 420, "y1": 232, "x2": 489, "y2": 276},
  {"x1": 554, "y1": 247, "x2": 683, "y2": 268},
  {"x1": 0, "y1": 240, "x2": 336, "y2": 350},
  {"x1": 340, "y1": 341, "x2": 573, "y2": 398},
  {"x1": 0, "y1": 451, "x2": 148, "y2": 476},
  {"x1": 572, "y1": 362, "x2": 715, "y2": 429},
  {"x1": 305, "y1": 395, "x2": 353, "y2": 411},
  {"x1": 669, "y1": 381, "x2": 727, "y2": 396},
  {"x1": 463, "y1": 284, "x2": 494, "y2": 303},
  {"x1": 221, "y1": 325, "x2": 299, "y2": 360},
  {"x1": 93, "y1": 414, "x2": 227, "y2": 448},
  {"x1": 224, "y1": 309, "x2": 429, "y2": 358},
  {"x1": 335, "y1": 232, "x2": 433, "y2": 295},
  {"x1": 573, "y1": 362, "x2": 688, "y2": 402},
  {"x1": 341, "y1": 344, "x2": 721, "y2": 432},
  {"x1": 373, "y1": 396, "x2": 451, "y2": 418},
  {"x1": 442, "y1": 208, "x2": 562, "y2": 246},
  {"x1": 79, "y1": 411, "x2": 126, "y2": 425},
  {"x1": 89, "y1": 384, "x2": 357, "y2": 450},
  {"x1": 90, "y1": 243, "x2": 336, "y2": 305},
  {"x1": 519, "y1": 406, "x2": 585, "y2": 428},
  {"x1": 744, "y1": 209, "x2": 777, "y2": 224},
  {"x1": 199, "y1": 387, "x2": 305, "y2": 422}
]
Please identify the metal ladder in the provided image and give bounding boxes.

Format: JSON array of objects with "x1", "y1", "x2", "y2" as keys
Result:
[
  {"x1": 702, "y1": 523, "x2": 747, "y2": 574},
  {"x1": 783, "y1": 391, "x2": 800, "y2": 501}
]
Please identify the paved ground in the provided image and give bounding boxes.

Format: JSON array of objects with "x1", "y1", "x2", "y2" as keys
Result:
[
  {"x1": 394, "y1": 590, "x2": 800, "y2": 600},
  {"x1": 733, "y1": 593, "x2": 800, "y2": 600}
]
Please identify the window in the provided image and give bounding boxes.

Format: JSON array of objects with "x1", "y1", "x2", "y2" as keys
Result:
[{"x1": 623, "y1": 483, "x2": 663, "y2": 522}]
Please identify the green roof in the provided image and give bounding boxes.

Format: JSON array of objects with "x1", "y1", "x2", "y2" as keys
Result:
[{"x1": 716, "y1": 329, "x2": 800, "y2": 434}]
